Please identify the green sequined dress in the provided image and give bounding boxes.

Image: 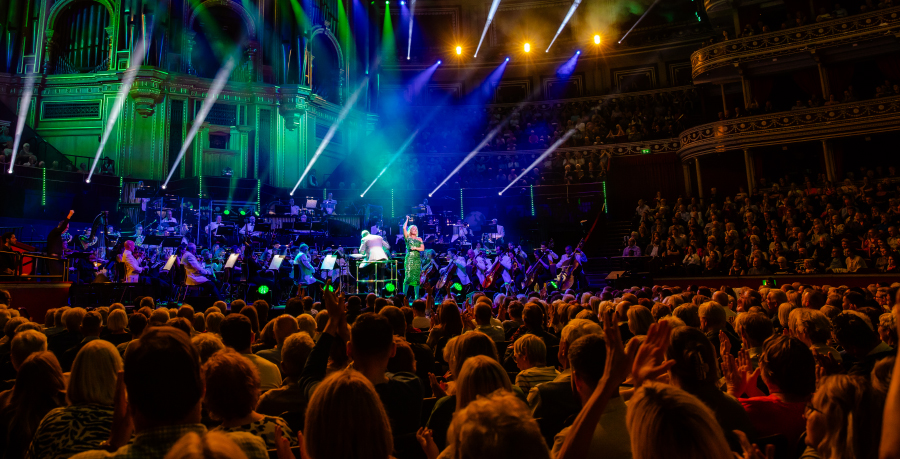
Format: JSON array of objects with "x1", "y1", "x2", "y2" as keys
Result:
[{"x1": 404, "y1": 238, "x2": 423, "y2": 286}]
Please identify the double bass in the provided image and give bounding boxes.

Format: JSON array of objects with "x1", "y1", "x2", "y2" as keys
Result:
[
  {"x1": 521, "y1": 240, "x2": 554, "y2": 291},
  {"x1": 556, "y1": 238, "x2": 585, "y2": 291}
]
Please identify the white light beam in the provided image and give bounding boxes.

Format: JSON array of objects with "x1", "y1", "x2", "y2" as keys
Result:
[
  {"x1": 474, "y1": 0, "x2": 502, "y2": 57},
  {"x1": 545, "y1": 0, "x2": 582, "y2": 52},
  {"x1": 290, "y1": 78, "x2": 369, "y2": 196},
  {"x1": 162, "y1": 55, "x2": 237, "y2": 189},
  {"x1": 7, "y1": 73, "x2": 38, "y2": 174},
  {"x1": 499, "y1": 129, "x2": 576, "y2": 195},
  {"x1": 86, "y1": 39, "x2": 149, "y2": 183},
  {"x1": 407, "y1": 0, "x2": 415, "y2": 60},
  {"x1": 360, "y1": 129, "x2": 420, "y2": 197}
]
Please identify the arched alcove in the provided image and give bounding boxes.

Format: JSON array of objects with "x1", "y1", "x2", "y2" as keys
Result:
[
  {"x1": 50, "y1": 0, "x2": 112, "y2": 74},
  {"x1": 310, "y1": 29, "x2": 343, "y2": 104}
]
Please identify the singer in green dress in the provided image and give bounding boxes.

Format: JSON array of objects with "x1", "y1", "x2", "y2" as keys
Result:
[{"x1": 403, "y1": 216, "x2": 424, "y2": 299}]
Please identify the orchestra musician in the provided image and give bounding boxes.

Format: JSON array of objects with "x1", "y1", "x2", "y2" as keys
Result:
[
  {"x1": 444, "y1": 248, "x2": 471, "y2": 292},
  {"x1": 79, "y1": 228, "x2": 99, "y2": 251},
  {"x1": 288, "y1": 198, "x2": 301, "y2": 216},
  {"x1": 121, "y1": 240, "x2": 144, "y2": 282},
  {"x1": 133, "y1": 225, "x2": 145, "y2": 247},
  {"x1": 499, "y1": 242, "x2": 526, "y2": 288},
  {"x1": 557, "y1": 244, "x2": 588, "y2": 289},
  {"x1": 450, "y1": 219, "x2": 473, "y2": 244},
  {"x1": 370, "y1": 219, "x2": 386, "y2": 238},
  {"x1": 160, "y1": 210, "x2": 178, "y2": 233},
  {"x1": 293, "y1": 244, "x2": 317, "y2": 285},
  {"x1": 238, "y1": 216, "x2": 257, "y2": 236},
  {"x1": 322, "y1": 193, "x2": 337, "y2": 215},
  {"x1": 417, "y1": 198, "x2": 433, "y2": 217},
  {"x1": 179, "y1": 224, "x2": 192, "y2": 245},
  {"x1": 181, "y1": 243, "x2": 224, "y2": 300},
  {"x1": 486, "y1": 218, "x2": 505, "y2": 243},
  {"x1": 532, "y1": 242, "x2": 559, "y2": 290},
  {"x1": 359, "y1": 230, "x2": 390, "y2": 291},
  {"x1": 420, "y1": 249, "x2": 439, "y2": 285},
  {"x1": 106, "y1": 225, "x2": 121, "y2": 239},
  {"x1": 205, "y1": 215, "x2": 224, "y2": 234},
  {"x1": 467, "y1": 248, "x2": 490, "y2": 287},
  {"x1": 46, "y1": 210, "x2": 74, "y2": 276}
]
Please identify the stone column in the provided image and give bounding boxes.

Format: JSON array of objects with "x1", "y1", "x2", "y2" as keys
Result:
[
  {"x1": 743, "y1": 148, "x2": 755, "y2": 194},
  {"x1": 741, "y1": 75, "x2": 752, "y2": 108},
  {"x1": 822, "y1": 140, "x2": 836, "y2": 182},
  {"x1": 720, "y1": 84, "x2": 727, "y2": 112},
  {"x1": 683, "y1": 163, "x2": 692, "y2": 197},
  {"x1": 817, "y1": 63, "x2": 830, "y2": 98},
  {"x1": 695, "y1": 158, "x2": 704, "y2": 201},
  {"x1": 185, "y1": 31, "x2": 196, "y2": 75}
]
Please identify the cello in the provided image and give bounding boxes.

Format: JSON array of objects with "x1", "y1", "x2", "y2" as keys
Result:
[
  {"x1": 435, "y1": 256, "x2": 458, "y2": 290},
  {"x1": 556, "y1": 238, "x2": 585, "y2": 291},
  {"x1": 481, "y1": 251, "x2": 505, "y2": 290},
  {"x1": 521, "y1": 240, "x2": 554, "y2": 291}
]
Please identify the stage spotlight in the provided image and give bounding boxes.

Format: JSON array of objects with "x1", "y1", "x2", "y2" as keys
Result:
[
  {"x1": 437, "y1": 60, "x2": 442, "y2": 64},
  {"x1": 400, "y1": 1, "x2": 405, "y2": 4},
  {"x1": 474, "y1": 0, "x2": 503, "y2": 57},
  {"x1": 86, "y1": 179, "x2": 91, "y2": 184},
  {"x1": 500, "y1": 129, "x2": 577, "y2": 195},
  {"x1": 505, "y1": 57, "x2": 510, "y2": 61},
  {"x1": 257, "y1": 285, "x2": 269, "y2": 295},
  {"x1": 524, "y1": 43, "x2": 531, "y2": 53},
  {"x1": 594, "y1": 34, "x2": 601, "y2": 44},
  {"x1": 456, "y1": 46, "x2": 462, "y2": 55},
  {"x1": 576, "y1": 50, "x2": 581, "y2": 54},
  {"x1": 223, "y1": 209, "x2": 231, "y2": 215},
  {"x1": 239, "y1": 208, "x2": 246, "y2": 216},
  {"x1": 161, "y1": 185, "x2": 167, "y2": 190}
]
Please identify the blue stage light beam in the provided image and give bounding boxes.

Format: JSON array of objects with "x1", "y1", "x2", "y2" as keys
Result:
[
  {"x1": 290, "y1": 78, "x2": 369, "y2": 196},
  {"x1": 360, "y1": 129, "x2": 420, "y2": 197},
  {"x1": 409, "y1": 61, "x2": 440, "y2": 97},
  {"x1": 405, "y1": 0, "x2": 416, "y2": 60},
  {"x1": 86, "y1": 39, "x2": 149, "y2": 183},
  {"x1": 466, "y1": 58, "x2": 508, "y2": 105},
  {"x1": 556, "y1": 51, "x2": 580, "y2": 78},
  {"x1": 474, "y1": 0, "x2": 503, "y2": 57},
  {"x1": 162, "y1": 55, "x2": 237, "y2": 189},
  {"x1": 499, "y1": 129, "x2": 576, "y2": 195},
  {"x1": 6, "y1": 72, "x2": 38, "y2": 174},
  {"x1": 619, "y1": 0, "x2": 662, "y2": 43},
  {"x1": 545, "y1": 0, "x2": 582, "y2": 52},
  {"x1": 429, "y1": 99, "x2": 530, "y2": 197}
]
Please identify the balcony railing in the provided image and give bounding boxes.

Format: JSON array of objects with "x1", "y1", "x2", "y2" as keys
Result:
[
  {"x1": 677, "y1": 95, "x2": 900, "y2": 158},
  {"x1": 690, "y1": 6, "x2": 900, "y2": 80}
]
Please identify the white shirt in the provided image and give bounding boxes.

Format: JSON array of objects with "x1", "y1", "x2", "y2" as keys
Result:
[
  {"x1": 558, "y1": 251, "x2": 587, "y2": 268},
  {"x1": 239, "y1": 223, "x2": 256, "y2": 235},
  {"x1": 450, "y1": 255, "x2": 470, "y2": 285},
  {"x1": 180, "y1": 251, "x2": 210, "y2": 285},
  {"x1": 290, "y1": 205, "x2": 301, "y2": 216},
  {"x1": 360, "y1": 234, "x2": 390, "y2": 266},
  {"x1": 122, "y1": 250, "x2": 143, "y2": 283},
  {"x1": 205, "y1": 221, "x2": 223, "y2": 234}
]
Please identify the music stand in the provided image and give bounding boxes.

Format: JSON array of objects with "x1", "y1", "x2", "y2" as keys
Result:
[
  {"x1": 321, "y1": 254, "x2": 337, "y2": 271},
  {"x1": 305, "y1": 199, "x2": 318, "y2": 210},
  {"x1": 254, "y1": 223, "x2": 272, "y2": 233},
  {"x1": 142, "y1": 235, "x2": 166, "y2": 247},
  {"x1": 267, "y1": 255, "x2": 285, "y2": 271},
  {"x1": 161, "y1": 255, "x2": 177, "y2": 272},
  {"x1": 273, "y1": 205, "x2": 291, "y2": 215},
  {"x1": 224, "y1": 253, "x2": 239, "y2": 269},
  {"x1": 161, "y1": 237, "x2": 182, "y2": 249}
]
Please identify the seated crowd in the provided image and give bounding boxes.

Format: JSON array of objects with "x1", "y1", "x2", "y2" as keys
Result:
[
  {"x1": 625, "y1": 168, "x2": 900, "y2": 275},
  {"x1": 1, "y1": 280, "x2": 900, "y2": 459}
]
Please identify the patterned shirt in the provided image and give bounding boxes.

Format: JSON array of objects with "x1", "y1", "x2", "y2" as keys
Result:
[
  {"x1": 514, "y1": 366, "x2": 560, "y2": 394},
  {"x1": 69, "y1": 424, "x2": 268, "y2": 459},
  {"x1": 213, "y1": 415, "x2": 298, "y2": 450},
  {"x1": 26, "y1": 404, "x2": 113, "y2": 459}
]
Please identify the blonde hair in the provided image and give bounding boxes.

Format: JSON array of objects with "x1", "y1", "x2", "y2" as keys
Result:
[
  {"x1": 191, "y1": 333, "x2": 225, "y2": 364},
  {"x1": 512, "y1": 334, "x2": 547, "y2": 366},
  {"x1": 163, "y1": 431, "x2": 249, "y2": 459},
  {"x1": 789, "y1": 308, "x2": 832, "y2": 344},
  {"x1": 107, "y1": 309, "x2": 127, "y2": 333},
  {"x1": 450, "y1": 332, "x2": 499, "y2": 378},
  {"x1": 627, "y1": 305, "x2": 655, "y2": 336},
  {"x1": 304, "y1": 369, "x2": 392, "y2": 459},
  {"x1": 456, "y1": 355, "x2": 512, "y2": 410},
  {"x1": 446, "y1": 390, "x2": 550, "y2": 459},
  {"x1": 627, "y1": 382, "x2": 733, "y2": 459},
  {"x1": 810, "y1": 375, "x2": 881, "y2": 459},
  {"x1": 297, "y1": 314, "x2": 317, "y2": 337},
  {"x1": 68, "y1": 339, "x2": 123, "y2": 406}
]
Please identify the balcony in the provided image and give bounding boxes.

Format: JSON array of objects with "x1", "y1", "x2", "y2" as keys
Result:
[
  {"x1": 691, "y1": 7, "x2": 900, "y2": 83},
  {"x1": 677, "y1": 95, "x2": 900, "y2": 159}
]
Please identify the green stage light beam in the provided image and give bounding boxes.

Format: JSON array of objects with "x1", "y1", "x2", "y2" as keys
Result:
[
  {"x1": 499, "y1": 129, "x2": 576, "y2": 195},
  {"x1": 162, "y1": 55, "x2": 237, "y2": 189},
  {"x1": 86, "y1": 39, "x2": 149, "y2": 183},
  {"x1": 382, "y1": 4, "x2": 396, "y2": 62},
  {"x1": 290, "y1": 78, "x2": 369, "y2": 196},
  {"x1": 360, "y1": 129, "x2": 420, "y2": 197}
]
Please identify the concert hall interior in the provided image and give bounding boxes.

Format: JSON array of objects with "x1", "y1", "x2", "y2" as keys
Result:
[{"x1": 2, "y1": 0, "x2": 900, "y2": 456}]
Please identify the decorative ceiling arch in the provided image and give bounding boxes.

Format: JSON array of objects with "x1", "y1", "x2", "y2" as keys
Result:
[
  {"x1": 309, "y1": 26, "x2": 344, "y2": 71},
  {"x1": 189, "y1": 0, "x2": 257, "y2": 39},
  {"x1": 47, "y1": 0, "x2": 118, "y2": 32}
]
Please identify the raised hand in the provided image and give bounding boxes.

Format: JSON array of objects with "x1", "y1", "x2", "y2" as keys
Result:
[
  {"x1": 428, "y1": 372, "x2": 447, "y2": 398},
  {"x1": 811, "y1": 348, "x2": 841, "y2": 384},
  {"x1": 631, "y1": 321, "x2": 675, "y2": 389},
  {"x1": 719, "y1": 330, "x2": 731, "y2": 358},
  {"x1": 601, "y1": 308, "x2": 635, "y2": 386},
  {"x1": 735, "y1": 429, "x2": 775, "y2": 459},
  {"x1": 274, "y1": 426, "x2": 301, "y2": 459},
  {"x1": 416, "y1": 427, "x2": 440, "y2": 459}
]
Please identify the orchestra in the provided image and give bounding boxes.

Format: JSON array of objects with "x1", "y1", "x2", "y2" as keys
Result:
[{"x1": 33, "y1": 195, "x2": 588, "y2": 301}]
